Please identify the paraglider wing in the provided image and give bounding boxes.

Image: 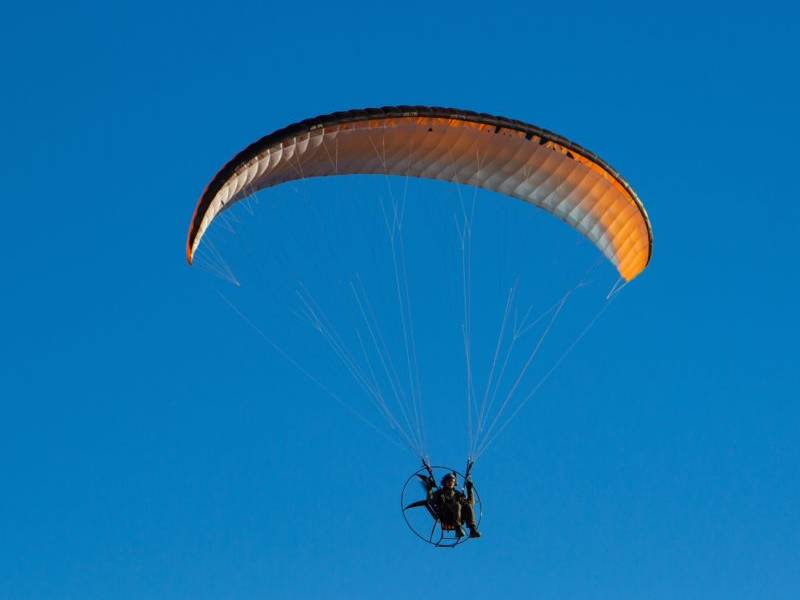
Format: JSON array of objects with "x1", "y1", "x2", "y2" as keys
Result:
[{"x1": 187, "y1": 106, "x2": 652, "y2": 281}]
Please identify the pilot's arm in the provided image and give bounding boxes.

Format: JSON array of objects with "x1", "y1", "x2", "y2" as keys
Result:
[{"x1": 464, "y1": 478, "x2": 475, "y2": 507}]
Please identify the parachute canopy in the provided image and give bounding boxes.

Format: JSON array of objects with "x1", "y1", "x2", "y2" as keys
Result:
[{"x1": 187, "y1": 106, "x2": 652, "y2": 281}]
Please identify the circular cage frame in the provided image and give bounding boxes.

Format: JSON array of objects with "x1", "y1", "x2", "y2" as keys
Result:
[{"x1": 400, "y1": 465, "x2": 483, "y2": 548}]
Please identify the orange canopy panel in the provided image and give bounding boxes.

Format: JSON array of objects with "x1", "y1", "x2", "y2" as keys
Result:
[{"x1": 187, "y1": 106, "x2": 652, "y2": 281}]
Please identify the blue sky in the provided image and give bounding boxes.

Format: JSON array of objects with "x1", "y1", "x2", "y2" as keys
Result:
[{"x1": 2, "y1": 3, "x2": 798, "y2": 599}]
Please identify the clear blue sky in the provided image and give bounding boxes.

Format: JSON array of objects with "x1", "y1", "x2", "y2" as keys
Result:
[{"x1": 2, "y1": 3, "x2": 798, "y2": 599}]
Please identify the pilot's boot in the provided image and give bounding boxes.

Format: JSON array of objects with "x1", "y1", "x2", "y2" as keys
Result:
[
  {"x1": 468, "y1": 523, "x2": 481, "y2": 538},
  {"x1": 454, "y1": 525, "x2": 465, "y2": 538}
]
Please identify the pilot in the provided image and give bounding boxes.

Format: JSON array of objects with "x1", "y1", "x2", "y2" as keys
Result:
[{"x1": 427, "y1": 472, "x2": 480, "y2": 538}]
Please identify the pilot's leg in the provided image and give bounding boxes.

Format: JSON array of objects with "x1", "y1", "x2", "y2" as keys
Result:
[
  {"x1": 453, "y1": 504, "x2": 464, "y2": 537},
  {"x1": 462, "y1": 504, "x2": 481, "y2": 538}
]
